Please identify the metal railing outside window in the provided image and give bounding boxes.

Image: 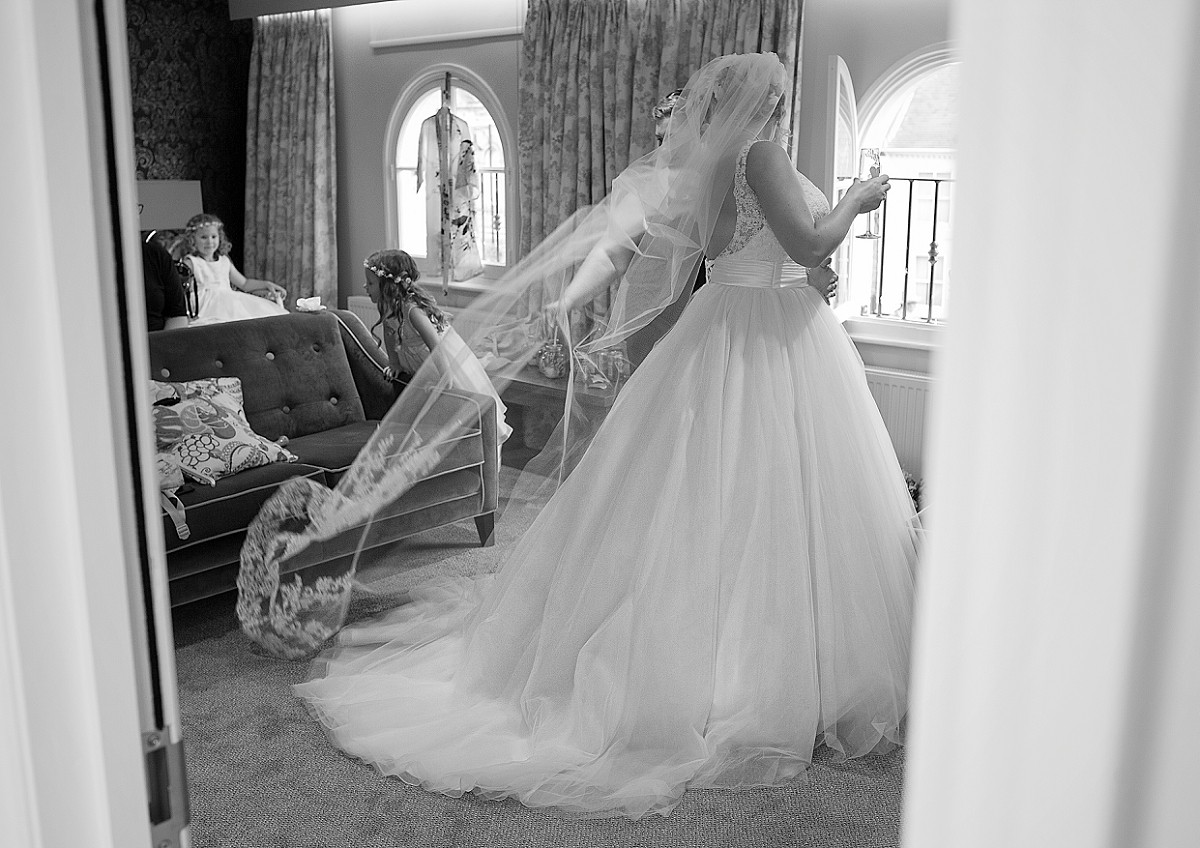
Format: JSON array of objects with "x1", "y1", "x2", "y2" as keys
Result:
[
  {"x1": 394, "y1": 165, "x2": 507, "y2": 268},
  {"x1": 862, "y1": 175, "x2": 954, "y2": 323}
]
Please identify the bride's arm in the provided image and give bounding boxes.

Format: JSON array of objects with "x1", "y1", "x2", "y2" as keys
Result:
[
  {"x1": 747, "y1": 141, "x2": 888, "y2": 267},
  {"x1": 548, "y1": 192, "x2": 647, "y2": 314}
]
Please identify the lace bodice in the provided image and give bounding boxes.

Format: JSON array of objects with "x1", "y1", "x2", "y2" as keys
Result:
[{"x1": 714, "y1": 140, "x2": 831, "y2": 263}]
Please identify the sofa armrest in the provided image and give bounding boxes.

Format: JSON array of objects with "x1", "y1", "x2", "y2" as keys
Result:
[
  {"x1": 407, "y1": 384, "x2": 499, "y2": 515},
  {"x1": 465, "y1": 388, "x2": 500, "y2": 514},
  {"x1": 330, "y1": 308, "x2": 400, "y2": 420}
]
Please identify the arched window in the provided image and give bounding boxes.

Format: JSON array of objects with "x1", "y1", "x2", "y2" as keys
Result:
[
  {"x1": 838, "y1": 46, "x2": 960, "y2": 324},
  {"x1": 385, "y1": 65, "x2": 516, "y2": 279}
]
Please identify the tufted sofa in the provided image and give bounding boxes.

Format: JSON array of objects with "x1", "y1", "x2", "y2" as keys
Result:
[{"x1": 148, "y1": 310, "x2": 498, "y2": 607}]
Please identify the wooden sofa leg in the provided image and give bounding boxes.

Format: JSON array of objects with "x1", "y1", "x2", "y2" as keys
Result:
[{"x1": 475, "y1": 513, "x2": 496, "y2": 547}]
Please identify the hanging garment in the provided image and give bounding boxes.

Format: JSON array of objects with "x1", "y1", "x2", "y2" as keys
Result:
[{"x1": 418, "y1": 109, "x2": 484, "y2": 282}]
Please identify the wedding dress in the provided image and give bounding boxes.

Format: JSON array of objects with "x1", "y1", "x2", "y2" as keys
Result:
[{"x1": 290, "y1": 135, "x2": 919, "y2": 819}]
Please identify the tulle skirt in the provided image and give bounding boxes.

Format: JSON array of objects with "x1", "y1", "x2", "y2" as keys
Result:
[{"x1": 293, "y1": 281, "x2": 919, "y2": 819}]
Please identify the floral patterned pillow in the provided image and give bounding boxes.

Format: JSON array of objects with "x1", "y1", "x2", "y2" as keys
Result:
[{"x1": 150, "y1": 377, "x2": 295, "y2": 485}]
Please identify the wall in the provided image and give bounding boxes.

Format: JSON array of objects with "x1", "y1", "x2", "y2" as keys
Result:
[
  {"x1": 126, "y1": 0, "x2": 253, "y2": 265},
  {"x1": 796, "y1": 0, "x2": 953, "y2": 195},
  {"x1": 330, "y1": 3, "x2": 522, "y2": 307}
]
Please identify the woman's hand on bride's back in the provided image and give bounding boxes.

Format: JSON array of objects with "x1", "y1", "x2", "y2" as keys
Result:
[{"x1": 849, "y1": 175, "x2": 891, "y2": 213}]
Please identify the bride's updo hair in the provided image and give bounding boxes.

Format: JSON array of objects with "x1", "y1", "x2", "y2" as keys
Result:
[{"x1": 653, "y1": 89, "x2": 685, "y2": 144}]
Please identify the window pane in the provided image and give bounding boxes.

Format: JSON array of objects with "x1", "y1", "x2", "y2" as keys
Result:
[
  {"x1": 452, "y1": 88, "x2": 504, "y2": 168},
  {"x1": 876, "y1": 64, "x2": 959, "y2": 156},
  {"x1": 396, "y1": 167, "x2": 425, "y2": 258},
  {"x1": 395, "y1": 82, "x2": 509, "y2": 269},
  {"x1": 396, "y1": 89, "x2": 441, "y2": 168},
  {"x1": 476, "y1": 169, "x2": 506, "y2": 265},
  {"x1": 859, "y1": 61, "x2": 959, "y2": 323}
]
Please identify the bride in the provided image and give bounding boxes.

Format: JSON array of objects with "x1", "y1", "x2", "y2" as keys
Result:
[{"x1": 240, "y1": 52, "x2": 917, "y2": 820}]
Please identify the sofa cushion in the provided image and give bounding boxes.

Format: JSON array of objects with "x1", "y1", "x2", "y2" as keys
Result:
[
  {"x1": 163, "y1": 461, "x2": 326, "y2": 552},
  {"x1": 148, "y1": 312, "x2": 367, "y2": 442},
  {"x1": 287, "y1": 422, "x2": 486, "y2": 487},
  {"x1": 285, "y1": 421, "x2": 380, "y2": 482}
]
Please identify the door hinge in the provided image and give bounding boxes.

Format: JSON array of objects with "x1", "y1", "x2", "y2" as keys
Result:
[{"x1": 144, "y1": 730, "x2": 190, "y2": 848}]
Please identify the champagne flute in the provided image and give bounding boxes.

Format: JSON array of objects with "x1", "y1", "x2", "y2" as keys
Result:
[{"x1": 856, "y1": 147, "x2": 882, "y2": 240}]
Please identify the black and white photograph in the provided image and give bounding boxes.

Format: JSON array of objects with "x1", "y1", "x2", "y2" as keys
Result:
[{"x1": 2, "y1": 1, "x2": 1198, "y2": 847}]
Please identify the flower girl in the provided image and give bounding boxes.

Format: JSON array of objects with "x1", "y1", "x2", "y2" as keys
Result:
[
  {"x1": 362, "y1": 249, "x2": 512, "y2": 446},
  {"x1": 175, "y1": 213, "x2": 288, "y2": 326}
]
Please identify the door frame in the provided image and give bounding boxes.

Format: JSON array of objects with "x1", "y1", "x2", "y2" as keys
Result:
[{"x1": 0, "y1": 1, "x2": 186, "y2": 846}]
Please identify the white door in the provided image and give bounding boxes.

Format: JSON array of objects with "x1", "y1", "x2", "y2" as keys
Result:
[
  {"x1": 0, "y1": 1, "x2": 193, "y2": 845},
  {"x1": 826, "y1": 55, "x2": 857, "y2": 312}
]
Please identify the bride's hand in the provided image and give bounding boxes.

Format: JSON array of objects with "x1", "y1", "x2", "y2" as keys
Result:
[
  {"x1": 807, "y1": 259, "x2": 839, "y2": 304},
  {"x1": 850, "y1": 175, "x2": 891, "y2": 214}
]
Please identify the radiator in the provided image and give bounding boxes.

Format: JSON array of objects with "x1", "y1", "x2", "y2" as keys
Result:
[
  {"x1": 864, "y1": 367, "x2": 933, "y2": 480},
  {"x1": 346, "y1": 295, "x2": 379, "y2": 332}
]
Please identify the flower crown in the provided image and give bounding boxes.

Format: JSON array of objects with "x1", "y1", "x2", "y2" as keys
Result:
[
  {"x1": 184, "y1": 214, "x2": 224, "y2": 233},
  {"x1": 362, "y1": 260, "x2": 413, "y2": 285}
]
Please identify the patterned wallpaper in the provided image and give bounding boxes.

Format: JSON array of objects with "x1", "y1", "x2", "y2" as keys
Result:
[{"x1": 127, "y1": 0, "x2": 253, "y2": 265}]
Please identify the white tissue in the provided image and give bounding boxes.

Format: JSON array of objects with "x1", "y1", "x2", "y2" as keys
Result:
[{"x1": 296, "y1": 297, "x2": 325, "y2": 312}]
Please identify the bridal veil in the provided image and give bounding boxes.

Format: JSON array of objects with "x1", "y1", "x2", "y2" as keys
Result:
[{"x1": 236, "y1": 53, "x2": 791, "y2": 660}]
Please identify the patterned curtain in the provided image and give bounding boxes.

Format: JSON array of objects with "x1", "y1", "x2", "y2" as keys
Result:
[
  {"x1": 245, "y1": 11, "x2": 337, "y2": 305},
  {"x1": 518, "y1": 0, "x2": 805, "y2": 262}
]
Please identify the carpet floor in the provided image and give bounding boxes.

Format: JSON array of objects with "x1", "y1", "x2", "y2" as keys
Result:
[{"x1": 171, "y1": 472, "x2": 906, "y2": 848}]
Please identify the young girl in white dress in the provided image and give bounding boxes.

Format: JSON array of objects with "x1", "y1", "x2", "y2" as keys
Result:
[
  {"x1": 176, "y1": 213, "x2": 288, "y2": 326},
  {"x1": 242, "y1": 53, "x2": 915, "y2": 821},
  {"x1": 361, "y1": 249, "x2": 512, "y2": 446}
]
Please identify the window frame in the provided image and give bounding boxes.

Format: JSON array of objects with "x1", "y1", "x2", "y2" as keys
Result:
[
  {"x1": 382, "y1": 63, "x2": 519, "y2": 289},
  {"x1": 840, "y1": 43, "x2": 960, "y2": 357},
  {"x1": 857, "y1": 42, "x2": 960, "y2": 151}
]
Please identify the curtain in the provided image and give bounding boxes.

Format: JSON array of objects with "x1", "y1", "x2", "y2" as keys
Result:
[
  {"x1": 518, "y1": 0, "x2": 804, "y2": 261},
  {"x1": 244, "y1": 10, "x2": 337, "y2": 305}
]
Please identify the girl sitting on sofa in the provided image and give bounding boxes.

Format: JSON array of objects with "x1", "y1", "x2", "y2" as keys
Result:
[
  {"x1": 362, "y1": 248, "x2": 512, "y2": 446},
  {"x1": 173, "y1": 213, "x2": 289, "y2": 326}
]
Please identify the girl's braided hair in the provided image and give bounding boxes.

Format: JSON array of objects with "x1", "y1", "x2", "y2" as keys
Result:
[{"x1": 363, "y1": 250, "x2": 449, "y2": 339}]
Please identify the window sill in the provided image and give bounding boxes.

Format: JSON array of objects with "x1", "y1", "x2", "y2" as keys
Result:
[
  {"x1": 840, "y1": 314, "x2": 942, "y2": 349},
  {"x1": 419, "y1": 275, "x2": 492, "y2": 295},
  {"x1": 839, "y1": 314, "x2": 943, "y2": 374},
  {"x1": 415, "y1": 264, "x2": 510, "y2": 309}
]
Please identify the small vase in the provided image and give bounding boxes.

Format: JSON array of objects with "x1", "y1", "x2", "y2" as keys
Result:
[{"x1": 537, "y1": 342, "x2": 566, "y2": 379}]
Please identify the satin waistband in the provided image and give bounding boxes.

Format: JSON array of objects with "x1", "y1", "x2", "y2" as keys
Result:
[{"x1": 706, "y1": 257, "x2": 809, "y2": 288}]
